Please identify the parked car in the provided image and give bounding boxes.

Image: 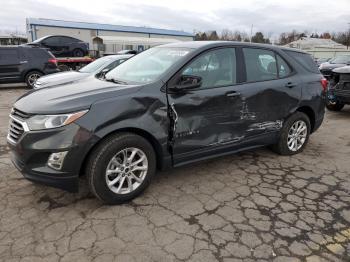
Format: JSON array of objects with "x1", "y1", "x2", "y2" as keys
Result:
[
  {"x1": 34, "y1": 54, "x2": 132, "y2": 89},
  {"x1": 326, "y1": 65, "x2": 350, "y2": 111},
  {"x1": 7, "y1": 42, "x2": 326, "y2": 204},
  {"x1": 27, "y1": 35, "x2": 89, "y2": 57},
  {"x1": 319, "y1": 55, "x2": 350, "y2": 79},
  {"x1": 0, "y1": 46, "x2": 59, "y2": 88},
  {"x1": 315, "y1": 57, "x2": 330, "y2": 67}
]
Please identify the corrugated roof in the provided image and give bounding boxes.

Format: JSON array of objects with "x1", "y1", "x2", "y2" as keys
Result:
[
  {"x1": 94, "y1": 35, "x2": 182, "y2": 45},
  {"x1": 27, "y1": 18, "x2": 194, "y2": 37}
]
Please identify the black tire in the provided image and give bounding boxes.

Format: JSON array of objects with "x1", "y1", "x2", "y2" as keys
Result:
[
  {"x1": 271, "y1": 112, "x2": 311, "y2": 155},
  {"x1": 73, "y1": 48, "x2": 84, "y2": 57},
  {"x1": 25, "y1": 71, "x2": 43, "y2": 88},
  {"x1": 86, "y1": 133, "x2": 156, "y2": 205},
  {"x1": 326, "y1": 100, "x2": 344, "y2": 111}
]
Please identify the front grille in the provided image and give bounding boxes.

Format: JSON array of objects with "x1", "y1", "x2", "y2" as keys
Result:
[
  {"x1": 7, "y1": 108, "x2": 30, "y2": 144},
  {"x1": 343, "y1": 82, "x2": 350, "y2": 91},
  {"x1": 11, "y1": 108, "x2": 31, "y2": 120}
]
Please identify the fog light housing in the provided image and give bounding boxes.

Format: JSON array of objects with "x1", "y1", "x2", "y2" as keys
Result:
[{"x1": 48, "y1": 151, "x2": 68, "y2": 170}]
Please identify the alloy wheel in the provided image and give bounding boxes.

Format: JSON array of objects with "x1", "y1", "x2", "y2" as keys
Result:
[
  {"x1": 105, "y1": 147, "x2": 148, "y2": 194},
  {"x1": 28, "y1": 73, "x2": 41, "y2": 86},
  {"x1": 287, "y1": 120, "x2": 308, "y2": 152}
]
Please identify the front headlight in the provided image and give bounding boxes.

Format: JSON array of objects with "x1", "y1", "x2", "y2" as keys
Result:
[{"x1": 26, "y1": 110, "x2": 88, "y2": 131}]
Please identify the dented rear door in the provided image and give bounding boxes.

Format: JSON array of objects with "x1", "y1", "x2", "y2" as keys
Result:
[{"x1": 237, "y1": 47, "x2": 301, "y2": 138}]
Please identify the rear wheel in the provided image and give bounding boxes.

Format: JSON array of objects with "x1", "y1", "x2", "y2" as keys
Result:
[
  {"x1": 326, "y1": 99, "x2": 344, "y2": 111},
  {"x1": 73, "y1": 48, "x2": 84, "y2": 57},
  {"x1": 25, "y1": 71, "x2": 42, "y2": 88},
  {"x1": 271, "y1": 112, "x2": 311, "y2": 155},
  {"x1": 86, "y1": 133, "x2": 156, "y2": 205}
]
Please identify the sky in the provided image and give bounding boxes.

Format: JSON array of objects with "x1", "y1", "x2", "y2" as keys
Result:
[{"x1": 1, "y1": 0, "x2": 350, "y2": 39}]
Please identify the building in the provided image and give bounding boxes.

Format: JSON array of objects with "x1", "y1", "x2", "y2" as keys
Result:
[
  {"x1": 26, "y1": 18, "x2": 194, "y2": 55},
  {"x1": 285, "y1": 37, "x2": 350, "y2": 59},
  {"x1": 0, "y1": 34, "x2": 27, "y2": 45}
]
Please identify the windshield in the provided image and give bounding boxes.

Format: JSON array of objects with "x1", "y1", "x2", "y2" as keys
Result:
[
  {"x1": 329, "y1": 56, "x2": 350, "y2": 64},
  {"x1": 79, "y1": 56, "x2": 114, "y2": 73},
  {"x1": 106, "y1": 47, "x2": 192, "y2": 84}
]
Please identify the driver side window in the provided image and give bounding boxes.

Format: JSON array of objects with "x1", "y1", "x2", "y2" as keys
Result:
[{"x1": 181, "y1": 48, "x2": 236, "y2": 89}]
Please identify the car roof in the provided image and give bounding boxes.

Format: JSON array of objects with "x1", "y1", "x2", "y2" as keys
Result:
[{"x1": 159, "y1": 41, "x2": 310, "y2": 54}]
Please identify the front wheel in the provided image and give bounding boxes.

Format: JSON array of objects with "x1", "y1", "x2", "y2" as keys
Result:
[
  {"x1": 271, "y1": 112, "x2": 311, "y2": 155},
  {"x1": 86, "y1": 133, "x2": 156, "y2": 205}
]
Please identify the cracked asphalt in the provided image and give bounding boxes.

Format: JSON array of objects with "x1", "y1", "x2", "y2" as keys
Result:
[{"x1": 1, "y1": 87, "x2": 350, "y2": 262}]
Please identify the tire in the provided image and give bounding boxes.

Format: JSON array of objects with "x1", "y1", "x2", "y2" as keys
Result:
[
  {"x1": 25, "y1": 71, "x2": 43, "y2": 88},
  {"x1": 271, "y1": 112, "x2": 311, "y2": 155},
  {"x1": 86, "y1": 133, "x2": 156, "y2": 205},
  {"x1": 326, "y1": 99, "x2": 344, "y2": 111},
  {"x1": 73, "y1": 48, "x2": 84, "y2": 57}
]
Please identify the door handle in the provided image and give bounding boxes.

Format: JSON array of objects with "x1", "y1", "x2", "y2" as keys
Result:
[
  {"x1": 285, "y1": 82, "x2": 296, "y2": 88},
  {"x1": 226, "y1": 91, "x2": 241, "y2": 97}
]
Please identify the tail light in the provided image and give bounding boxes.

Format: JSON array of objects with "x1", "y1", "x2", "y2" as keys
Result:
[
  {"x1": 321, "y1": 78, "x2": 328, "y2": 92},
  {"x1": 48, "y1": 58, "x2": 57, "y2": 66}
]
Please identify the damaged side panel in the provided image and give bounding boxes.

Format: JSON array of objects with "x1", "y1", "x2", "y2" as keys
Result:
[{"x1": 167, "y1": 78, "x2": 301, "y2": 165}]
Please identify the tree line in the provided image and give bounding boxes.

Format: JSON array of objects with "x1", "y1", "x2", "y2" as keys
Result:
[{"x1": 194, "y1": 29, "x2": 350, "y2": 47}]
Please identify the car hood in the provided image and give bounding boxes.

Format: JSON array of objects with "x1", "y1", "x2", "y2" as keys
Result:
[
  {"x1": 35, "y1": 71, "x2": 89, "y2": 89},
  {"x1": 319, "y1": 62, "x2": 347, "y2": 70},
  {"x1": 333, "y1": 65, "x2": 350, "y2": 74},
  {"x1": 15, "y1": 77, "x2": 142, "y2": 114}
]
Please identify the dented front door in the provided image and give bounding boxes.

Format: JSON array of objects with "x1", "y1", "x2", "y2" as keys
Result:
[
  {"x1": 168, "y1": 86, "x2": 246, "y2": 160},
  {"x1": 167, "y1": 47, "x2": 248, "y2": 163}
]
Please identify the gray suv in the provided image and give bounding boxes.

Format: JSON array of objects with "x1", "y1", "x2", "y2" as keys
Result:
[{"x1": 7, "y1": 41, "x2": 326, "y2": 204}]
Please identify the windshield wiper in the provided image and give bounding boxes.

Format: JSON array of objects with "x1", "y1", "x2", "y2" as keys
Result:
[{"x1": 105, "y1": 78, "x2": 128, "y2": 85}]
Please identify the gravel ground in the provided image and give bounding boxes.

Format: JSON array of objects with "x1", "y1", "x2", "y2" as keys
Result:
[{"x1": 0, "y1": 87, "x2": 350, "y2": 262}]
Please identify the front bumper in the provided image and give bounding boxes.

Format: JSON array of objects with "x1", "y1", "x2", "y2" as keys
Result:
[
  {"x1": 328, "y1": 87, "x2": 350, "y2": 104},
  {"x1": 7, "y1": 123, "x2": 95, "y2": 192}
]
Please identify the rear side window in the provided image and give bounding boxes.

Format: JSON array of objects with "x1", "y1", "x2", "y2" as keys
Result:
[
  {"x1": 60, "y1": 37, "x2": 79, "y2": 44},
  {"x1": 243, "y1": 48, "x2": 277, "y2": 82},
  {"x1": 0, "y1": 49, "x2": 18, "y2": 61},
  {"x1": 284, "y1": 50, "x2": 319, "y2": 73},
  {"x1": 26, "y1": 48, "x2": 50, "y2": 59},
  {"x1": 43, "y1": 37, "x2": 60, "y2": 45}
]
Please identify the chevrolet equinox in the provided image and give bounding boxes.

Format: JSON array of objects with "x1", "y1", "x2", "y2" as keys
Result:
[{"x1": 7, "y1": 42, "x2": 326, "y2": 204}]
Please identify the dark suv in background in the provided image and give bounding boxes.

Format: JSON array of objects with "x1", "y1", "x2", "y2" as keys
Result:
[
  {"x1": 7, "y1": 41, "x2": 326, "y2": 204},
  {"x1": 0, "y1": 46, "x2": 59, "y2": 88},
  {"x1": 27, "y1": 35, "x2": 89, "y2": 57},
  {"x1": 319, "y1": 55, "x2": 350, "y2": 79}
]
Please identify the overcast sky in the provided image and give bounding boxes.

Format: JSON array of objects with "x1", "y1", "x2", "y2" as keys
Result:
[{"x1": 1, "y1": 0, "x2": 350, "y2": 39}]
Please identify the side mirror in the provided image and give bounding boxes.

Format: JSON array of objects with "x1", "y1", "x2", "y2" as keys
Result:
[
  {"x1": 98, "y1": 68, "x2": 110, "y2": 79},
  {"x1": 170, "y1": 75, "x2": 202, "y2": 92}
]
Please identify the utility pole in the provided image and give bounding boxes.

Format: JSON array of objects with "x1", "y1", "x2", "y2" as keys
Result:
[
  {"x1": 348, "y1": 23, "x2": 350, "y2": 50},
  {"x1": 250, "y1": 24, "x2": 253, "y2": 43}
]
